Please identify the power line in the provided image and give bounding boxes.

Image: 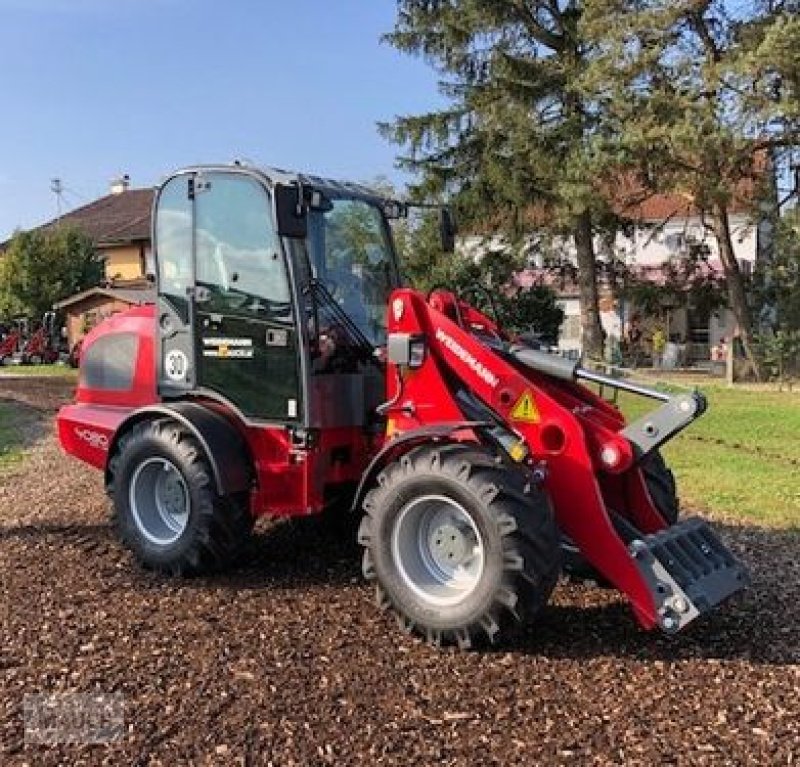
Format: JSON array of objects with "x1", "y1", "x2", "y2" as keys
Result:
[{"x1": 61, "y1": 187, "x2": 86, "y2": 206}]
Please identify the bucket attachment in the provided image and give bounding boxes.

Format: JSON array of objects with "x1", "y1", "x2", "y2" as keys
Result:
[{"x1": 629, "y1": 517, "x2": 750, "y2": 634}]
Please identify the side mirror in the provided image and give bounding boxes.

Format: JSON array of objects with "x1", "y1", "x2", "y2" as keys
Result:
[
  {"x1": 439, "y1": 207, "x2": 456, "y2": 253},
  {"x1": 275, "y1": 183, "x2": 308, "y2": 238}
]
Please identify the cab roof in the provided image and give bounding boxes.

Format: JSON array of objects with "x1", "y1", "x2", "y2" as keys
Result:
[{"x1": 168, "y1": 163, "x2": 395, "y2": 208}]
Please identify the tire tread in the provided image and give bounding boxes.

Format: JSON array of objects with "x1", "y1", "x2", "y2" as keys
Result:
[
  {"x1": 110, "y1": 418, "x2": 252, "y2": 575},
  {"x1": 359, "y1": 443, "x2": 560, "y2": 647}
]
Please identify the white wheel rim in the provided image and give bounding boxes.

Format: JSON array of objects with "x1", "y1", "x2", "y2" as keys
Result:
[
  {"x1": 129, "y1": 457, "x2": 190, "y2": 546},
  {"x1": 391, "y1": 494, "x2": 485, "y2": 607}
]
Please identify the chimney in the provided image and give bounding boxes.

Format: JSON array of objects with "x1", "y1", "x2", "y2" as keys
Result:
[{"x1": 109, "y1": 174, "x2": 131, "y2": 195}]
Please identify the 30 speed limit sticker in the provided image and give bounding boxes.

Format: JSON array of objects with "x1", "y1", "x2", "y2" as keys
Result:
[{"x1": 165, "y1": 349, "x2": 188, "y2": 381}]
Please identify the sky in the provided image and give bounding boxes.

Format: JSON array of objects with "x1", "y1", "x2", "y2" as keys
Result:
[{"x1": 0, "y1": 0, "x2": 445, "y2": 240}]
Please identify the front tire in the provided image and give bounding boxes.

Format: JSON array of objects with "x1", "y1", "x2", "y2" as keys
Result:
[
  {"x1": 110, "y1": 419, "x2": 253, "y2": 574},
  {"x1": 640, "y1": 450, "x2": 678, "y2": 524},
  {"x1": 358, "y1": 444, "x2": 560, "y2": 648}
]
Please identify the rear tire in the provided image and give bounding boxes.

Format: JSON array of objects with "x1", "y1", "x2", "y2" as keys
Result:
[
  {"x1": 110, "y1": 419, "x2": 253, "y2": 575},
  {"x1": 358, "y1": 444, "x2": 560, "y2": 648}
]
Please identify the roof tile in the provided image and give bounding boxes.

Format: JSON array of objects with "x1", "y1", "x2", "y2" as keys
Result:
[{"x1": 44, "y1": 188, "x2": 154, "y2": 245}]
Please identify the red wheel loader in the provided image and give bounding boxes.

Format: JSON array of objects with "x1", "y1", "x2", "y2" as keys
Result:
[
  {"x1": 0, "y1": 319, "x2": 30, "y2": 365},
  {"x1": 0, "y1": 326, "x2": 23, "y2": 366},
  {"x1": 21, "y1": 312, "x2": 61, "y2": 365},
  {"x1": 57, "y1": 165, "x2": 748, "y2": 648}
]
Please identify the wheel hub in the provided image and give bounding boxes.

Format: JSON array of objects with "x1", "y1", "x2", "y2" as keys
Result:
[
  {"x1": 158, "y1": 471, "x2": 187, "y2": 518},
  {"x1": 391, "y1": 494, "x2": 485, "y2": 608},
  {"x1": 429, "y1": 522, "x2": 471, "y2": 570},
  {"x1": 129, "y1": 457, "x2": 190, "y2": 546}
]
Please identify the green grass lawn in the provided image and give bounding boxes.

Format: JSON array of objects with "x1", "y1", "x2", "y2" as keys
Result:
[
  {"x1": 613, "y1": 382, "x2": 800, "y2": 528},
  {"x1": 0, "y1": 402, "x2": 27, "y2": 469},
  {"x1": 0, "y1": 364, "x2": 77, "y2": 379},
  {"x1": 0, "y1": 365, "x2": 796, "y2": 528}
]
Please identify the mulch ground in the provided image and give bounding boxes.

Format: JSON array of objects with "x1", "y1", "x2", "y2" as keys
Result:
[{"x1": 0, "y1": 377, "x2": 798, "y2": 766}]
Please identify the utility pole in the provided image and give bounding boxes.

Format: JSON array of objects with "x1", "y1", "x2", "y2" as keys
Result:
[{"x1": 50, "y1": 178, "x2": 64, "y2": 221}]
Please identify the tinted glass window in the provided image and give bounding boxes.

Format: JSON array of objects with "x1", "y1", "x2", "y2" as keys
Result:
[
  {"x1": 81, "y1": 333, "x2": 138, "y2": 390},
  {"x1": 195, "y1": 174, "x2": 292, "y2": 322},
  {"x1": 156, "y1": 176, "x2": 192, "y2": 322},
  {"x1": 309, "y1": 199, "x2": 397, "y2": 345}
]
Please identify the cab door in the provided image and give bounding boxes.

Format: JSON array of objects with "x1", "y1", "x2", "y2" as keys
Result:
[{"x1": 156, "y1": 170, "x2": 302, "y2": 421}]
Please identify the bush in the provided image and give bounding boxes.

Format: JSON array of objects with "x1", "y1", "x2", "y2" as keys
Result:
[{"x1": 759, "y1": 331, "x2": 800, "y2": 389}]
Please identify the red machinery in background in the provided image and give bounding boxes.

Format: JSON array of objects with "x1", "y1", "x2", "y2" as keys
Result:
[
  {"x1": 20, "y1": 312, "x2": 61, "y2": 365},
  {"x1": 0, "y1": 319, "x2": 27, "y2": 365}
]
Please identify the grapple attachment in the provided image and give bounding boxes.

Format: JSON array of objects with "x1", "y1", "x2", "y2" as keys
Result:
[{"x1": 630, "y1": 517, "x2": 751, "y2": 634}]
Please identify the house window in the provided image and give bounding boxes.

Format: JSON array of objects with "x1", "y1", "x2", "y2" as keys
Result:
[
  {"x1": 665, "y1": 233, "x2": 686, "y2": 253},
  {"x1": 561, "y1": 315, "x2": 581, "y2": 340}
]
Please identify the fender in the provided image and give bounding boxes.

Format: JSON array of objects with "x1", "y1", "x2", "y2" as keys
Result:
[
  {"x1": 350, "y1": 421, "x2": 489, "y2": 514},
  {"x1": 106, "y1": 401, "x2": 253, "y2": 496}
]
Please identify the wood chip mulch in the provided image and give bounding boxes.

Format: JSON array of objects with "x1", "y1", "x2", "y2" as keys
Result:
[{"x1": 0, "y1": 378, "x2": 797, "y2": 766}]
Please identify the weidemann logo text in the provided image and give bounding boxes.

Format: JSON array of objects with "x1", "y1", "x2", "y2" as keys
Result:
[{"x1": 435, "y1": 328, "x2": 499, "y2": 389}]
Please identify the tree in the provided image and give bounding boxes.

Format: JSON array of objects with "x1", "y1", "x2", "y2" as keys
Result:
[
  {"x1": 757, "y1": 208, "x2": 800, "y2": 332},
  {"x1": 752, "y1": 207, "x2": 800, "y2": 383},
  {"x1": 0, "y1": 226, "x2": 102, "y2": 319},
  {"x1": 395, "y1": 211, "x2": 565, "y2": 342},
  {"x1": 581, "y1": 0, "x2": 800, "y2": 378},
  {"x1": 381, "y1": 0, "x2": 622, "y2": 359}
]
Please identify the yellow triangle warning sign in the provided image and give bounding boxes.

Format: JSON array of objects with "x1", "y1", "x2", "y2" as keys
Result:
[{"x1": 510, "y1": 390, "x2": 540, "y2": 423}]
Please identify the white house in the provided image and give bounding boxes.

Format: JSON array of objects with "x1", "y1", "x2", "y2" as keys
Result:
[{"x1": 461, "y1": 184, "x2": 774, "y2": 364}]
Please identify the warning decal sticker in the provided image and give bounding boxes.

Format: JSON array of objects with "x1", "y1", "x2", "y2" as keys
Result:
[{"x1": 510, "y1": 390, "x2": 540, "y2": 423}]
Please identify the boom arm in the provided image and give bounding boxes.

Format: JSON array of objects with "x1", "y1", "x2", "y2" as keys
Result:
[{"x1": 383, "y1": 287, "x2": 748, "y2": 634}]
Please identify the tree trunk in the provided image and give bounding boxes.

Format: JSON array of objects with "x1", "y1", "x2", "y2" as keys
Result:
[
  {"x1": 574, "y1": 211, "x2": 605, "y2": 360},
  {"x1": 710, "y1": 203, "x2": 762, "y2": 381}
]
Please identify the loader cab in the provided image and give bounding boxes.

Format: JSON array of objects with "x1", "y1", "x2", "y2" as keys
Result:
[{"x1": 153, "y1": 165, "x2": 401, "y2": 427}]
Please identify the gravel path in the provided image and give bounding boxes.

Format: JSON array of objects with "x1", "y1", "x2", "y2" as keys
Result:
[{"x1": 0, "y1": 378, "x2": 798, "y2": 766}]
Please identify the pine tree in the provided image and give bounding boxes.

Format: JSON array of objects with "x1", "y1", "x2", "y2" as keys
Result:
[{"x1": 381, "y1": 0, "x2": 617, "y2": 359}]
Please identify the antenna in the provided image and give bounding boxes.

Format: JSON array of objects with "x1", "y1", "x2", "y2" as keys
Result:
[{"x1": 50, "y1": 178, "x2": 65, "y2": 220}]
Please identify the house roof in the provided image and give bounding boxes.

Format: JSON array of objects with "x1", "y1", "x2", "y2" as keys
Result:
[
  {"x1": 611, "y1": 179, "x2": 761, "y2": 223},
  {"x1": 465, "y1": 152, "x2": 772, "y2": 235},
  {"x1": 47, "y1": 188, "x2": 155, "y2": 246},
  {"x1": 53, "y1": 286, "x2": 156, "y2": 310}
]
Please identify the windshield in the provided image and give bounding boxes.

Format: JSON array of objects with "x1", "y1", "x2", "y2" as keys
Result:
[{"x1": 307, "y1": 198, "x2": 399, "y2": 346}]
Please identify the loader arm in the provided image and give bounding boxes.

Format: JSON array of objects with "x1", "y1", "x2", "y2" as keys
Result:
[{"x1": 383, "y1": 288, "x2": 749, "y2": 633}]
